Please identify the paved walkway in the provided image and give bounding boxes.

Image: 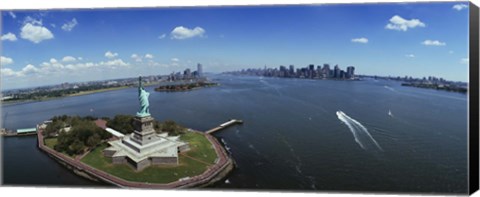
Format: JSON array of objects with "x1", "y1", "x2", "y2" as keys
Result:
[
  {"x1": 180, "y1": 152, "x2": 213, "y2": 166},
  {"x1": 37, "y1": 127, "x2": 231, "y2": 189}
]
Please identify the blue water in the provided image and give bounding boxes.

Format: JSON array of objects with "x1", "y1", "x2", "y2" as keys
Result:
[{"x1": 1, "y1": 75, "x2": 468, "y2": 193}]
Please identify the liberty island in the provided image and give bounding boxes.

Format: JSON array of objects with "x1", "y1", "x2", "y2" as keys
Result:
[{"x1": 33, "y1": 76, "x2": 236, "y2": 188}]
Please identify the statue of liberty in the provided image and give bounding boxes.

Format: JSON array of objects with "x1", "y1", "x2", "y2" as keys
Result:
[{"x1": 136, "y1": 76, "x2": 151, "y2": 117}]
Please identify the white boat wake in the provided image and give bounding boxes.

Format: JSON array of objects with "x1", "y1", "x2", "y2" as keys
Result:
[
  {"x1": 336, "y1": 111, "x2": 384, "y2": 152},
  {"x1": 384, "y1": 85, "x2": 396, "y2": 92}
]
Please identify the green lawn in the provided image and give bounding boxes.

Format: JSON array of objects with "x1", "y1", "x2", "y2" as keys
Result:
[
  {"x1": 180, "y1": 132, "x2": 217, "y2": 164},
  {"x1": 44, "y1": 138, "x2": 58, "y2": 149},
  {"x1": 80, "y1": 132, "x2": 218, "y2": 184}
]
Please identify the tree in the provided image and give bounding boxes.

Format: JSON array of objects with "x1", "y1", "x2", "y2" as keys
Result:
[
  {"x1": 44, "y1": 120, "x2": 63, "y2": 137},
  {"x1": 86, "y1": 134, "x2": 101, "y2": 147},
  {"x1": 68, "y1": 140, "x2": 85, "y2": 155},
  {"x1": 107, "y1": 115, "x2": 134, "y2": 134},
  {"x1": 52, "y1": 116, "x2": 110, "y2": 156},
  {"x1": 162, "y1": 120, "x2": 186, "y2": 136}
]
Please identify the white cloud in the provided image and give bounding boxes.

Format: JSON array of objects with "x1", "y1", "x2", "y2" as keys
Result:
[
  {"x1": 40, "y1": 60, "x2": 65, "y2": 73},
  {"x1": 170, "y1": 26, "x2": 205, "y2": 40},
  {"x1": 8, "y1": 11, "x2": 16, "y2": 19},
  {"x1": 171, "y1": 58, "x2": 180, "y2": 62},
  {"x1": 61, "y1": 18, "x2": 78, "y2": 32},
  {"x1": 144, "y1": 54, "x2": 154, "y2": 59},
  {"x1": 449, "y1": 50, "x2": 454, "y2": 54},
  {"x1": 461, "y1": 58, "x2": 469, "y2": 64},
  {"x1": 158, "y1": 34, "x2": 166, "y2": 39},
  {"x1": 422, "y1": 40, "x2": 446, "y2": 46},
  {"x1": 405, "y1": 54, "x2": 415, "y2": 58},
  {"x1": 453, "y1": 4, "x2": 468, "y2": 11},
  {"x1": 131, "y1": 54, "x2": 142, "y2": 62},
  {"x1": 23, "y1": 16, "x2": 42, "y2": 26},
  {"x1": 385, "y1": 15, "x2": 425, "y2": 31},
  {"x1": 1, "y1": 56, "x2": 14, "y2": 65},
  {"x1": 351, "y1": 37, "x2": 368, "y2": 43},
  {"x1": 62, "y1": 56, "x2": 77, "y2": 62},
  {"x1": 64, "y1": 62, "x2": 97, "y2": 71},
  {"x1": 1, "y1": 33, "x2": 17, "y2": 42},
  {"x1": 51, "y1": 24, "x2": 56, "y2": 28},
  {"x1": 1, "y1": 68, "x2": 17, "y2": 77},
  {"x1": 1, "y1": 55, "x2": 131, "y2": 80},
  {"x1": 21, "y1": 64, "x2": 40, "y2": 75},
  {"x1": 99, "y1": 59, "x2": 129, "y2": 68},
  {"x1": 20, "y1": 23, "x2": 54, "y2": 43},
  {"x1": 105, "y1": 51, "x2": 118, "y2": 58}
]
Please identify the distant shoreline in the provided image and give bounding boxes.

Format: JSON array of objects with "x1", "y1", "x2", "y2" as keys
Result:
[
  {"x1": 2, "y1": 86, "x2": 131, "y2": 106},
  {"x1": 154, "y1": 82, "x2": 219, "y2": 92},
  {"x1": 1, "y1": 82, "x2": 165, "y2": 106}
]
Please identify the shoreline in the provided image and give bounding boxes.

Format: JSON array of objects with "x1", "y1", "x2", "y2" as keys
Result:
[
  {"x1": 36, "y1": 126, "x2": 234, "y2": 189},
  {"x1": 154, "y1": 83, "x2": 219, "y2": 93},
  {"x1": 2, "y1": 82, "x2": 164, "y2": 106},
  {"x1": 2, "y1": 86, "x2": 133, "y2": 106}
]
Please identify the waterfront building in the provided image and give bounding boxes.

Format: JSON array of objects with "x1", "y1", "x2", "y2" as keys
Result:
[
  {"x1": 289, "y1": 65, "x2": 295, "y2": 77},
  {"x1": 340, "y1": 70, "x2": 346, "y2": 79},
  {"x1": 104, "y1": 77, "x2": 189, "y2": 171},
  {"x1": 197, "y1": 63, "x2": 203, "y2": 77},
  {"x1": 323, "y1": 64, "x2": 331, "y2": 78},
  {"x1": 184, "y1": 68, "x2": 191, "y2": 79},
  {"x1": 279, "y1": 65, "x2": 287, "y2": 77},
  {"x1": 346, "y1": 66, "x2": 355, "y2": 79},
  {"x1": 334, "y1": 65, "x2": 340, "y2": 78}
]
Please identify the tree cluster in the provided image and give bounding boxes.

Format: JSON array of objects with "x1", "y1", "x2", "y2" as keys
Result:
[
  {"x1": 106, "y1": 114, "x2": 186, "y2": 136},
  {"x1": 44, "y1": 115, "x2": 111, "y2": 156},
  {"x1": 106, "y1": 115, "x2": 135, "y2": 134},
  {"x1": 154, "y1": 82, "x2": 218, "y2": 92},
  {"x1": 161, "y1": 120, "x2": 187, "y2": 136}
]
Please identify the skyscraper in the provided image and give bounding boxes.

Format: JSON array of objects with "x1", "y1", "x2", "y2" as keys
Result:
[
  {"x1": 334, "y1": 65, "x2": 340, "y2": 78},
  {"x1": 323, "y1": 64, "x2": 331, "y2": 78},
  {"x1": 289, "y1": 65, "x2": 295, "y2": 77},
  {"x1": 346, "y1": 66, "x2": 355, "y2": 79},
  {"x1": 197, "y1": 63, "x2": 203, "y2": 77},
  {"x1": 184, "y1": 68, "x2": 191, "y2": 79}
]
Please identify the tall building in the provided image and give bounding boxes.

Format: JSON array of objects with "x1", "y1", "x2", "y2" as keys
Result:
[
  {"x1": 184, "y1": 68, "x2": 191, "y2": 79},
  {"x1": 334, "y1": 65, "x2": 341, "y2": 78},
  {"x1": 197, "y1": 63, "x2": 203, "y2": 77},
  {"x1": 289, "y1": 65, "x2": 295, "y2": 76},
  {"x1": 279, "y1": 65, "x2": 287, "y2": 77},
  {"x1": 323, "y1": 64, "x2": 331, "y2": 78},
  {"x1": 346, "y1": 66, "x2": 355, "y2": 79}
]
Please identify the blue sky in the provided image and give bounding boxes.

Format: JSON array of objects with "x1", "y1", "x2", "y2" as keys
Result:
[{"x1": 1, "y1": 2, "x2": 470, "y2": 89}]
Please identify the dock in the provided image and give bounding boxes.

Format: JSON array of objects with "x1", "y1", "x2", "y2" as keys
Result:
[
  {"x1": 205, "y1": 119, "x2": 243, "y2": 134},
  {"x1": 1, "y1": 127, "x2": 37, "y2": 137}
]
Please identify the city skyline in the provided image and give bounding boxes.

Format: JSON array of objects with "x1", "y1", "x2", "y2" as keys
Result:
[{"x1": 1, "y1": 2, "x2": 470, "y2": 89}]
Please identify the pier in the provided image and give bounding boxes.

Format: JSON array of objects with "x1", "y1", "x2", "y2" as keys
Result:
[
  {"x1": 1, "y1": 127, "x2": 37, "y2": 137},
  {"x1": 205, "y1": 119, "x2": 243, "y2": 134}
]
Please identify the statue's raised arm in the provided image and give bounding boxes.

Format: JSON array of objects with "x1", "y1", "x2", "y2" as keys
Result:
[{"x1": 136, "y1": 76, "x2": 151, "y2": 117}]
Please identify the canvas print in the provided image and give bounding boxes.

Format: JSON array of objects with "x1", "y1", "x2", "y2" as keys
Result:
[{"x1": 0, "y1": 1, "x2": 477, "y2": 195}]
